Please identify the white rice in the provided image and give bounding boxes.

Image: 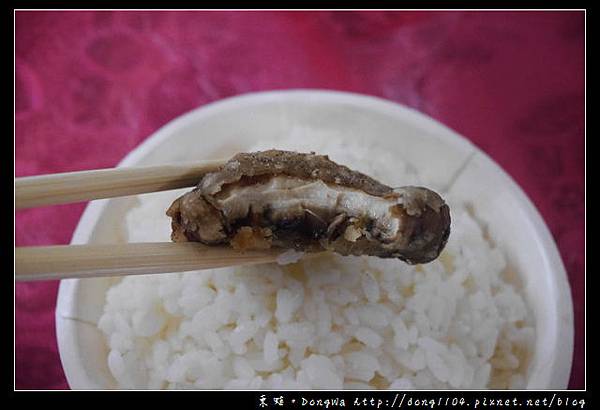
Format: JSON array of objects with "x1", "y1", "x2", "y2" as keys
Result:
[{"x1": 98, "y1": 133, "x2": 535, "y2": 389}]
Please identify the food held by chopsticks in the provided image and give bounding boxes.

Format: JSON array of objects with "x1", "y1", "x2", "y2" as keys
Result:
[{"x1": 167, "y1": 150, "x2": 451, "y2": 264}]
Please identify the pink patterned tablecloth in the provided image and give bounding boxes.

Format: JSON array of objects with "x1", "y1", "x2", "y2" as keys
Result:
[{"x1": 15, "y1": 11, "x2": 584, "y2": 389}]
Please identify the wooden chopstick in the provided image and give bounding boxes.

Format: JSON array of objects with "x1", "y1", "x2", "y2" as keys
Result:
[
  {"x1": 15, "y1": 160, "x2": 313, "y2": 282},
  {"x1": 15, "y1": 242, "x2": 290, "y2": 281},
  {"x1": 15, "y1": 160, "x2": 225, "y2": 209}
]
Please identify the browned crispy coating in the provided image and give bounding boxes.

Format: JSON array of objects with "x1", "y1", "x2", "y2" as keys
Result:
[{"x1": 200, "y1": 150, "x2": 392, "y2": 197}]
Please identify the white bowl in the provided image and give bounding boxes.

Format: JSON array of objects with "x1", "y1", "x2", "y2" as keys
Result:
[{"x1": 55, "y1": 90, "x2": 573, "y2": 389}]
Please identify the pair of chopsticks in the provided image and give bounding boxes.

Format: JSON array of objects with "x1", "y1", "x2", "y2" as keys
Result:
[{"x1": 15, "y1": 161, "x2": 286, "y2": 281}]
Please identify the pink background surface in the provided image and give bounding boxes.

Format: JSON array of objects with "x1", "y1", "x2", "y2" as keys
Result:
[{"x1": 15, "y1": 11, "x2": 585, "y2": 389}]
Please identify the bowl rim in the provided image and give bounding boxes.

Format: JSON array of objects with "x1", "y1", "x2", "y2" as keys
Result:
[{"x1": 56, "y1": 89, "x2": 574, "y2": 390}]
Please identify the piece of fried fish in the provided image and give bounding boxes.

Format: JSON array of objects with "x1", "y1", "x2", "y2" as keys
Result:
[{"x1": 167, "y1": 150, "x2": 450, "y2": 264}]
